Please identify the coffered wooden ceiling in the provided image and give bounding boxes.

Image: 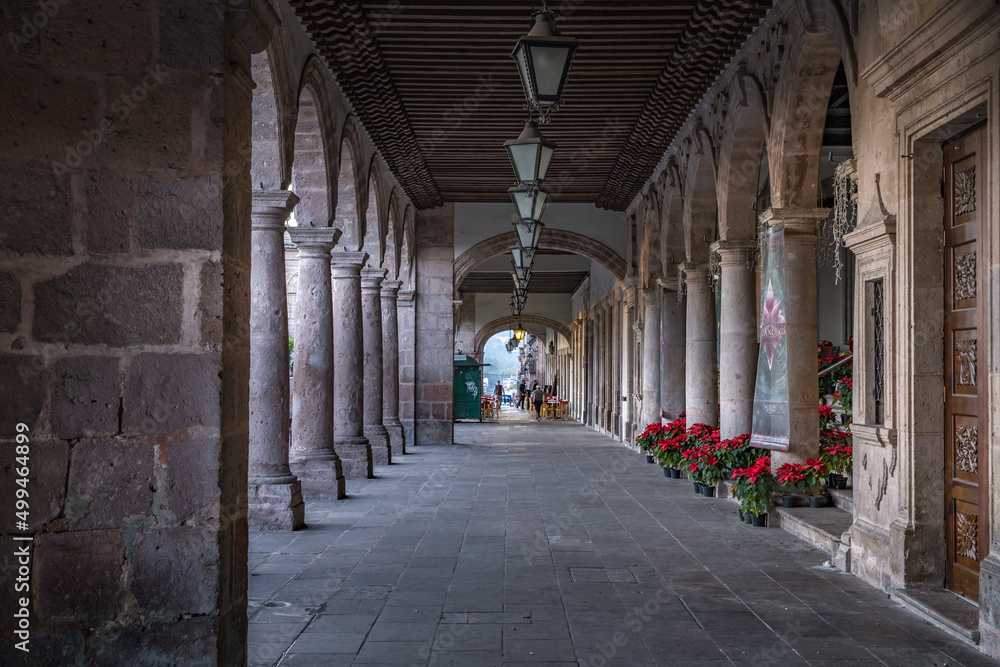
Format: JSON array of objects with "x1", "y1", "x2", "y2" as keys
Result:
[{"x1": 289, "y1": 0, "x2": 768, "y2": 210}]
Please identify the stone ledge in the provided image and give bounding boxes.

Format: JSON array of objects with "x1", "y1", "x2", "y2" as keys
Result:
[
  {"x1": 775, "y1": 506, "x2": 853, "y2": 557},
  {"x1": 892, "y1": 589, "x2": 980, "y2": 645}
]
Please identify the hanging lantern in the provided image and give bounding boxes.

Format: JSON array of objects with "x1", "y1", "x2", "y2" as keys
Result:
[
  {"x1": 513, "y1": 218, "x2": 543, "y2": 251},
  {"x1": 513, "y1": 324, "x2": 527, "y2": 341},
  {"x1": 510, "y1": 245, "x2": 535, "y2": 271},
  {"x1": 511, "y1": 271, "x2": 530, "y2": 291},
  {"x1": 511, "y1": 3, "x2": 579, "y2": 118},
  {"x1": 509, "y1": 186, "x2": 548, "y2": 223},
  {"x1": 504, "y1": 121, "x2": 556, "y2": 189}
]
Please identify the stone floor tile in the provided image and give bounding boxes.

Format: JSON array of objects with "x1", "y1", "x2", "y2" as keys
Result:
[{"x1": 247, "y1": 411, "x2": 1000, "y2": 667}]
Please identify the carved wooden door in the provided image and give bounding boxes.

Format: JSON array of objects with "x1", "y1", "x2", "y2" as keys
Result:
[{"x1": 944, "y1": 124, "x2": 987, "y2": 601}]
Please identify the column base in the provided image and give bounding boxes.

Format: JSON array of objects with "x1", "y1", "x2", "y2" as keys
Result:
[
  {"x1": 978, "y1": 554, "x2": 1000, "y2": 660},
  {"x1": 335, "y1": 436, "x2": 374, "y2": 479},
  {"x1": 247, "y1": 479, "x2": 305, "y2": 531},
  {"x1": 385, "y1": 421, "x2": 405, "y2": 455},
  {"x1": 365, "y1": 426, "x2": 392, "y2": 465},
  {"x1": 289, "y1": 452, "x2": 347, "y2": 499}
]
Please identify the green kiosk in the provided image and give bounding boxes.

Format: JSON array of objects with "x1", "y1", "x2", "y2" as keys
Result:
[{"x1": 453, "y1": 355, "x2": 488, "y2": 422}]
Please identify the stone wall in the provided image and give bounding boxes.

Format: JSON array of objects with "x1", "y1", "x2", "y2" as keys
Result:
[
  {"x1": 0, "y1": 2, "x2": 262, "y2": 663},
  {"x1": 414, "y1": 205, "x2": 455, "y2": 445}
]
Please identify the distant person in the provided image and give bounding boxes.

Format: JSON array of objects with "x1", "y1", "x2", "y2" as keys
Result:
[
  {"x1": 532, "y1": 383, "x2": 544, "y2": 421},
  {"x1": 493, "y1": 381, "x2": 503, "y2": 408},
  {"x1": 517, "y1": 380, "x2": 527, "y2": 409}
]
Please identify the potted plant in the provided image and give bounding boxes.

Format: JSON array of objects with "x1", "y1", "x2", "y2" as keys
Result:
[
  {"x1": 821, "y1": 430, "x2": 852, "y2": 489},
  {"x1": 656, "y1": 434, "x2": 686, "y2": 477},
  {"x1": 731, "y1": 454, "x2": 772, "y2": 526},
  {"x1": 716, "y1": 433, "x2": 753, "y2": 473},
  {"x1": 833, "y1": 377, "x2": 852, "y2": 415},
  {"x1": 801, "y1": 458, "x2": 830, "y2": 507},
  {"x1": 636, "y1": 422, "x2": 666, "y2": 463},
  {"x1": 775, "y1": 463, "x2": 807, "y2": 507}
]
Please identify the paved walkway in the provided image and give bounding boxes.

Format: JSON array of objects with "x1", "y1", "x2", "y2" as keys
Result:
[{"x1": 248, "y1": 406, "x2": 997, "y2": 666}]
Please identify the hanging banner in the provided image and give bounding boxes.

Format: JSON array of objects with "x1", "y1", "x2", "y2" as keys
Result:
[{"x1": 750, "y1": 223, "x2": 790, "y2": 451}]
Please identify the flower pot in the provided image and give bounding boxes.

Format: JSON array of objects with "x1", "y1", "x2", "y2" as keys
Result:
[
  {"x1": 782, "y1": 495, "x2": 799, "y2": 508},
  {"x1": 751, "y1": 513, "x2": 768, "y2": 527},
  {"x1": 662, "y1": 467, "x2": 671, "y2": 477},
  {"x1": 701, "y1": 485, "x2": 716, "y2": 498},
  {"x1": 840, "y1": 413, "x2": 851, "y2": 425},
  {"x1": 835, "y1": 476, "x2": 848, "y2": 490},
  {"x1": 744, "y1": 512, "x2": 754, "y2": 524},
  {"x1": 808, "y1": 495, "x2": 828, "y2": 508},
  {"x1": 669, "y1": 468, "x2": 681, "y2": 479},
  {"x1": 646, "y1": 454, "x2": 655, "y2": 464},
  {"x1": 693, "y1": 482, "x2": 702, "y2": 494}
]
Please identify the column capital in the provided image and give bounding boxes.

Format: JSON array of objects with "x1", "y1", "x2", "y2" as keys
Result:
[
  {"x1": 710, "y1": 239, "x2": 757, "y2": 266},
  {"x1": 680, "y1": 261, "x2": 710, "y2": 284},
  {"x1": 381, "y1": 279, "x2": 403, "y2": 297},
  {"x1": 397, "y1": 289, "x2": 416, "y2": 307},
  {"x1": 330, "y1": 250, "x2": 369, "y2": 273},
  {"x1": 287, "y1": 226, "x2": 342, "y2": 255},
  {"x1": 252, "y1": 190, "x2": 299, "y2": 231},
  {"x1": 361, "y1": 266, "x2": 388, "y2": 290},
  {"x1": 759, "y1": 207, "x2": 831, "y2": 234}
]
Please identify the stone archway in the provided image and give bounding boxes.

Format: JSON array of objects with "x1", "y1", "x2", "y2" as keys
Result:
[
  {"x1": 473, "y1": 315, "x2": 572, "y2": 358},
  {"x1": 454, "y1": 228, "x2": 627, "y2": 294}
]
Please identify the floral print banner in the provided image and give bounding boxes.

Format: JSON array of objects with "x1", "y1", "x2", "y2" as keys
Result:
[{"x1": 751, "y1": 224, "x2": 790, "y2": 451}]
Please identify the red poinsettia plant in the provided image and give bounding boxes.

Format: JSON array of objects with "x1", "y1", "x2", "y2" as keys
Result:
[
  {"x1": 818, "y1": 404, "x2": 837, "y2": 430},
  {"x1": 715, "y1": 433, "x2": 754, "y2": 471},
  {"x1": 636, "y1": 422, "x2": 668, "y2": 454},
  {"x1": 833, "y1": 377, "x2": 853, "y2": 414},
  {"x1": 777, "y1": 458, "x2": 830, "y2": 497},
  {"x1": 731, "y1": 454, "x2": 773, "y2": 517},
  {"x1": 775, "y1": 462, "x2": 808, "y2": 495},
  {"x1": 682, "y1": 443, "x2": 723, "y2": 486},
  {"x1": 655, "y1": 434, "x2": 687, "y2": 470}
]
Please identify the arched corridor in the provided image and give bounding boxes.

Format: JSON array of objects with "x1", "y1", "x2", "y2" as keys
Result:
[{"x1": 5, "y1": 0, "x2": 1000, "y2": 663}]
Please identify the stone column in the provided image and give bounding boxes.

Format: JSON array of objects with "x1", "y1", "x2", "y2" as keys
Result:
[
  {"x1": 331, "y1": 251, "x2": 374, "y2": 478},
  {"x1": 641, "y1": 287, "x2": 661, "y2": 427},
  {"x1": 381, "y1": 279, "x2": 404, "y2": 454},
  {"x1": 288, "y1": 227, "x2": 346, "y2": 500},
  {"x1": 764, "y1": 208, "x2": 828, "y2": 467},
  {"x1": 713, "y1": 240, "x2": 758, "y2": 439},
  {"x1": 361, "y1": 266, "x2": 391, "y2": 465},
  {"x1": 398, "y1": 289, "x2": 416, "y2": 447},
  {"x1": 248, "y1": 191, "x2": 305, "y2": 529},
  {"x1": 682, "y1": 262, "x2": 718, "y2": 427},
  {"x1": 660, "y1": 278, "x2": 686, "y2": 421}
]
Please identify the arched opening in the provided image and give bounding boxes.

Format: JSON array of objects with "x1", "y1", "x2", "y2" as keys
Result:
[
  {"x1": 336, "y1": 117, "x2": 366, "y2": 250},
  {"x1": 290, "y1": 85, "x2": 332, "y2": 227}
]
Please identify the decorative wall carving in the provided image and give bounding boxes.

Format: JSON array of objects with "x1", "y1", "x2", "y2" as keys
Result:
[
  {"x1": 954, "y1": 251, "x2": 976, "y2": 301},
  {"x1": 956, "y1": 510, "x2": 979, "y2": 560},
  {"x1": 956, "y1": 338, "x2": 977, "y2": 386},
  {"x1": 954, "y1": 165, "x2": 976, "y2": 216},
  {"x1": 956, "y1": 424, "x2": 978, "y2": 474}
]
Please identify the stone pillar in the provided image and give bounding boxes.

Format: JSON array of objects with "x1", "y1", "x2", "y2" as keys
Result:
[
  {"x1": 713, "y1": 240, "x2": 758, "y2": 439},
  {"x1": 331, "y1": 251, "x2": 374, "y2": 478},
  {"x1": 682, "y1": 263, "x2": 718, "y2": 427},
  {"x1": 414, "y1": 205, "x2": 455, "y2": 445},
  {"x1": 398, "y1": 289, "x2": 416, "y2": 447},
  {"x1": 361, "y1": 266, "x2": 390, "y2": 465},
  {"x1": 381, "y1": 280, "x2": 405, "y2": 454},
  {"x1": 641, "y1": 287, "x2": 661, "y2": 427},
  {"x1": 764, "y1": 208, "x2": 829, "y2": 467},
  {"x1": 288, "y1": 228, "x2": 346, "y2": 499},
  {"x1": 248, "y1": 191, "x2": 304, "y2": 529},
  {"x1": 660, "y1": 279, "x2": 686, "y2": 421}
]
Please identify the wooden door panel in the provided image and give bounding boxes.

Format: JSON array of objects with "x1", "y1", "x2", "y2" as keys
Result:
[{"x1": 944, "y1": 124, "x2": 986, "y2": 602}]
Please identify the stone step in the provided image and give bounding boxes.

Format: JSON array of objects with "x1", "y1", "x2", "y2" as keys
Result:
[
  {"x1": 828, "y1": 487, "x2": 855, "y2": 514},
  {"x1": 892, "y1": 588, "x2": 981, "y2": 645},
  {"x1": 775, "y1": 506, "x2": 853, "y2": 560}
]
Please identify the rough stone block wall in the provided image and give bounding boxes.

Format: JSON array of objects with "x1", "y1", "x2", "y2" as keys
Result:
[
  {"x1": 0, "y1": 2, "x2": 250, "y2": 664},
  {"x1": 414, "y1": 205, "x2": 455, "y2": 445}
]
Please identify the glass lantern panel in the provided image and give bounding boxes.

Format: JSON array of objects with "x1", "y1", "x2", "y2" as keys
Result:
[
  {"x1": 538, "y1": 144, "x2": 554, "y2": 181},
  {"x1": 510, "y1": 141, "x2": 540, "y2": 183},
  {"x1": 529, "y1": 44, "x2": 570, "y2": 102}
]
